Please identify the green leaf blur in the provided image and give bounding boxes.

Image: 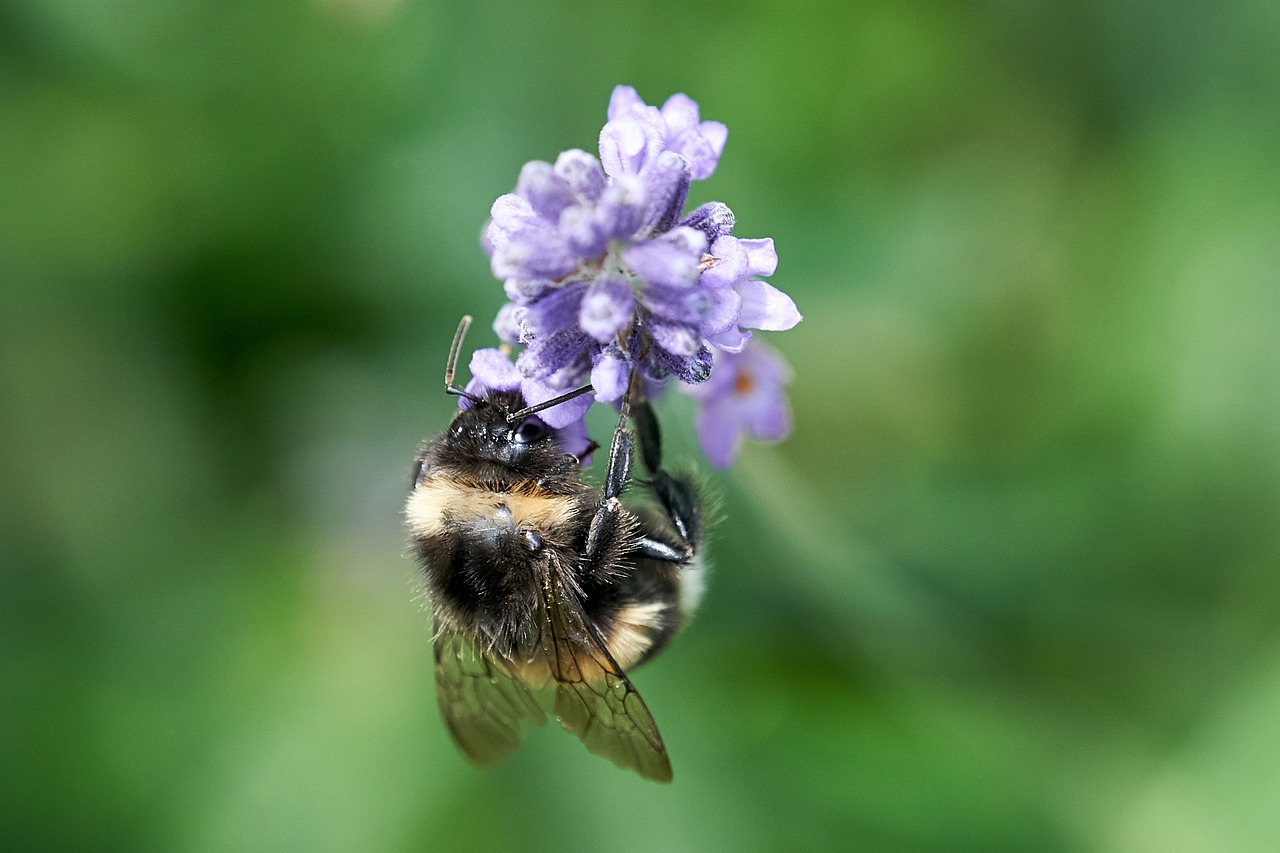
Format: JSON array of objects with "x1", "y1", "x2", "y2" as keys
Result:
[{"x1": 3, "y1": 1, "x2": 1279, "y2": 851}]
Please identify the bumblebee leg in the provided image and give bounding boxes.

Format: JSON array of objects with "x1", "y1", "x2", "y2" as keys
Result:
[
  {"x1": 584, "y1": 401, "x2": 635, "y2": 566},
  {"x1": 634, "y1": 535, "x2": 690, "y2": 563},
  {"x1": 574, "y1": 392, "x2": 697, "y2": 677},
  {"x1": 631, "y1": 400, "x2": 701, "y2": 550},
  {"x1": 601, "y1": 398, "x2": 634, "y2": 501}
]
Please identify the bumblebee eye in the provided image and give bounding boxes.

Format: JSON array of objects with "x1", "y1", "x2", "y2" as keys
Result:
[
  {"x1": 410, "y1": 459, "x2": 425, "y2": 488},
  {"x1": 512, "y1": 417, "x2": 549, "y2": 445}
]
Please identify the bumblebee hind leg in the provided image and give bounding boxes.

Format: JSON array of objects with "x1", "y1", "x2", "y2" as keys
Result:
[{"x1": 631, "y1": 400, "x2": 701, "y2": 558}]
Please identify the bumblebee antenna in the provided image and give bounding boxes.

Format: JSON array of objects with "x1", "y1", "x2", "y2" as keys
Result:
[
  {"x1": 444, "y1": 315, "x2": 485, "y2": 405},
  {"x1": 506, "y1": 382, "x2": 595, "y2": 423}
]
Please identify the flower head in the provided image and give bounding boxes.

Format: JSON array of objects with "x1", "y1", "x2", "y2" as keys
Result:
[{"x1": 481, "y1": 85, "x2": 800, "y2": 467}]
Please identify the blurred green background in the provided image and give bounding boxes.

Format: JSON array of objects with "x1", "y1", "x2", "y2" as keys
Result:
[{"x1": 3, "y1": 0, "x2": 1280, "y2": 850}]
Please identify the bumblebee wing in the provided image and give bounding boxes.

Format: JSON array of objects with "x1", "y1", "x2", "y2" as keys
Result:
[
  {"x1": 433, "y1": 624, "x2": 548, "y2": 766},
  {"x1": 542, "y1": 576, "x2": 673, "y2": 782}
]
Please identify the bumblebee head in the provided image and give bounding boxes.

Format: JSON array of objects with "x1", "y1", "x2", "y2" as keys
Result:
[
  {"x1": 447, "y1": 388, "x2": 558, "y2": 465},
  {"x1": 413, "y1": 316, "x2": 595, "y2": 488},
  {"x1": 409, "y1": 386, "x2": 584, "y2": 492}
]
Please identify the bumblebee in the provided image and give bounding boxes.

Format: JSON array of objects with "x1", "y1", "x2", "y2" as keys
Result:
[{"x1": 404, "y1": 317, "x2": 704, "y2": 782}]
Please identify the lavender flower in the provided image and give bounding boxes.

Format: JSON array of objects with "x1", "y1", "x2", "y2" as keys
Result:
[
  {"x1": 682, "y1": 340, "x2": 793, "y2": 469},
  {"x1": 480, "y1": 85, "x2": 801, "y2": 467}
]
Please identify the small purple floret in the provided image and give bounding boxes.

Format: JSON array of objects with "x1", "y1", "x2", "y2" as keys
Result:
[
  {"x1": 602, "y1": 86, "x2": 728, "y2": 181},
  {"x1": 683, "y1": 340, "x2": 793, "y2": 468}
]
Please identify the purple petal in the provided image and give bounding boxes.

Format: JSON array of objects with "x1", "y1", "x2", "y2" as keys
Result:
[
  {"x1": 649, "y1": 320, "x2": 700, "y2": 357},
  {"x1": 691, "y1": 338, "x2": 792, "y2": 397},
  {"x1": 493, "y1": 303, "x2": 524, "y2": 344},
  {"x1": 623, "y1": 238, "x2": 701, "y2": 288},
  {"x1": 553, "y1": 149, "x2": 606, "y2": 201},
  {"x1": 553, "y1": 416, "x2": 594, "y2": 463},
  {"x1": 668, "y1": 128, "x2": 720, "y2": 181},
  {"x1": 460, "y1": 376, "x2": 486, "y2": 409},
  {"x1": 522, "y1": 282, "x2": 585, "y2": 336},
  {"x1": 699, "y1": 121, "x2": 728, "y2": 160},
  {"x1": 595, "y1": 175, "x2": 647, "y2": 239},
  {"x1": 639, "y1": 151, "x2": 691, "y2": 237},
  {"x1": 502, "y1": 277, "x2": 553, "y2": 305},
  {"x1": 544, "y1": 355, "x2": 593, "y2": 393},
  {"x1": 700, "y1": 285, "x2": 742, "y2": 337},
  {"x1": 648, "y1": 322, "x2": 713, "y2": 384},
  {"x1": 607, "y1": 85, "x2": 645, "y2": 121},
  {"x1": 579, "y1": 278, "x2": 635, "y2": 343},
  {"x1": 664, "y1": 225, "x2": 709, "y2": 256},
  {"x1": 695, "y1": 404, "x2": 743, "y2": 469},
  {"x1": 590, "y1": 348, "x2": 631, "y2": 402},
  {"x1": 490, "y1": 226, "x2": 577, "y2": 280},
  {"x1": 658, "y1": 95, "x2": 726, "y2": 180},
  {"x1": 741, "y1": 237, "x2": 778, "y2": 276},
  {"x1": 706, "y1": 326, "x2": 751, "y2": 354},
  {"x1": 683, "y1": 340, "x2": 793, "y2": 466},
  {"x1": 488, "y1": 192, "x2": 538, "y2": 237},
  {"x1": 642, "y1": 281, "x2": 712, "y2": 325},
  {"x1": 624, "y1": 226, "x2": 706, "y2": 287},
  {"x1": 481, "y1": 220, "x2": 496, "y2": 257},
  {"x1": 749, "y1": 394, "x2": 791, "y2": 440},
  {"x1": 701, "y1": 235, "x2": 748, "y2": 289},
  {"x1": 739, "y1": 339, "x2": 793, "y2": 387},
  {"x1": 469, "y1": 348, "x2": 522, "y2": 390},
  {"x1": 516, "y1": 324, "x2": 591, "y2": 380},
  {"x1": 737, "y1": 280, "x2": 801, "y2": 331},
  {"x1": 599, "y1": 110, "x2": 665, "y2": 178},
  {"x1": 517, "y1": 160, "x2": 575, "y2": 220},
  {"x1": 659, "y1": 93, "x2": 700, "y2": 132},
  {"x1": 519, "y1": 376, "x2": 594, "y2": 429},
  {"x1": 559, "y1": 204, "x2": 608, "y2": 258}
]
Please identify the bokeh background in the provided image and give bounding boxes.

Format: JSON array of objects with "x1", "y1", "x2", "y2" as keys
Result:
[{"x1": 4, "y1": 0, "x2": 1280, "y2": 850}]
